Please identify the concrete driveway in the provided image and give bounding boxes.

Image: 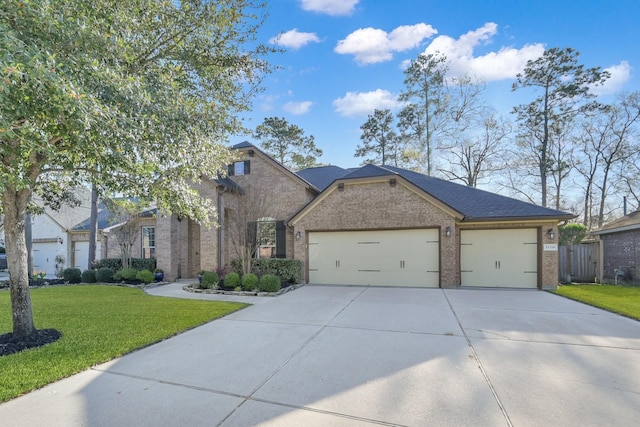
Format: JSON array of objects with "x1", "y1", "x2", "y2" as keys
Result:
[{"x1": 1, "y1": 284, "x2": 639, "y2": 426}]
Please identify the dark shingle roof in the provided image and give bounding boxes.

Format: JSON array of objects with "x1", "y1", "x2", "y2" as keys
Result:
[
  {"x1": 215, "y1": 176, "x2": 244, "y2": 194},
  {"x1": 232, "y1": 141, "x2": 254, "y2": 149},
  {"x1": 333, "y1": 164, "x2": 573, "y2": 221},
  {"x1": 296, "y1": 166, "x2": 350, "y2": 191},
  {"x1": 72, "y1": 208, "x2": 156, "y2": 231}
]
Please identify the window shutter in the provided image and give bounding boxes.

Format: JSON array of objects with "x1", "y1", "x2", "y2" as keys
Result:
[
  {"x1": 227, "y1": 164, "x2": 234, "y2": 176},
  {"x1": 275, "y1": 221, "x2": 286, "y2": 258},
  {"x1": 244, "y1": 160, "x2": 251, "y2": 175}
]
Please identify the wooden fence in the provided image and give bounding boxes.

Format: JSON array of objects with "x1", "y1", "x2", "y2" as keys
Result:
[{"x1": 558, "y1": 243, "x2": 598, "y2": 283}]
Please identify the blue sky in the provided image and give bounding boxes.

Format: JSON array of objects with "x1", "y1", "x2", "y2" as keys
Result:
[{"x1": 232, "y1": 0, "x2": 640, "y2": 169}]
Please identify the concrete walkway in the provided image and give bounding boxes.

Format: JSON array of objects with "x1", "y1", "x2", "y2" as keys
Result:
[{"x1": 1, "y1": 283, "x2": 639, "y2": 426}]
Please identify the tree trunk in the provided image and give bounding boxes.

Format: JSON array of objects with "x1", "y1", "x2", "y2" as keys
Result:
[
  {"x1": 88, "y1": 182, "x2": 99, "y2": 269},
  {"x1": 2, "y1": 187, "x2": 36, "y2": 338}
]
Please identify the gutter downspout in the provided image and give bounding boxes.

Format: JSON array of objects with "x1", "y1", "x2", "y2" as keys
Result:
[{"x1": 217, "y1": 187, "x2": 227, "y2": 269}]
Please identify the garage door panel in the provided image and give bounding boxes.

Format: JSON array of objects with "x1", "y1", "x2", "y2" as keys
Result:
[
  {"x1": 461, "y1": 229, "x2": 538, "y2": 288},
  {"x1": 308, "y1": 229, "x2": 439, "y2": 287}
]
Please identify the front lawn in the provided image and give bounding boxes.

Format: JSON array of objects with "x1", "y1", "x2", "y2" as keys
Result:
[
  {"x1": 0, "y1": 285, "x2": 247, "y2": 402},
  {"x1": 552, "y1": 284, "x2": 640, "y2": 320}
]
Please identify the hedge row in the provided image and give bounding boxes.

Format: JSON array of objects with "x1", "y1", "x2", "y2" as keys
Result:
[
  {"x1": 62, "y1": 267, "x2": 155, "y2": 284},
  {"x1": 92, "y1": 258, "x2": 156, "y2": 272},
  {"x1": 230, "y1": 258, "x2": 301, "y2": 284}
]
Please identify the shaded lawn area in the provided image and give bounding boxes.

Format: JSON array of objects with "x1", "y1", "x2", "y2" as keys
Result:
[
  {"x1": 553, "y1": 284, "x2": 640, "y2": 320},
  {"x1": 0, "y1": 285, "x2": 247, "y2": 403}
]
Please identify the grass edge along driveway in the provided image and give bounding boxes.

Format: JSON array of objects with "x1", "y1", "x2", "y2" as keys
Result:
[
  {"x1": 0, "y1": 285, "x2": 247, "y2": 403},
  {"x1": 552, "y1": 284, "x2": 640, "y2": 321}
]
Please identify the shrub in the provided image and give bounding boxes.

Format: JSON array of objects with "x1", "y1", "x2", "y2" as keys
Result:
[
  {"x1": 92, "y1": 258, "x2": 156, "y2": 272},
  {"x1": 200, "y1": 271, "x2": 218, "y2": 289},
  {"x1": 241, "y1": 273, "x2": 259, "y2": 291},
  {"x1": 63, "y1": 268, "x2": 82, "y2": 284},
  {"x1": 136, "y1": 269, "x2": 154, "y2": 284},
  {"x1": 81, "y1": 269, "x2": 97, "y2": 283},
  {"x1": 224, "y1": 272, "x2": 241, "y2": 289},
  {"x1": 96, "y1": 267, "x2": 115, "y2": 283},
  {"x1": 230, "y1": 258, "x2": 302, "y2": 284},
  {"x1": 114, "y1": 268, "x2": 139, "y2": 282},
  {"x1": 259, "y1": 274, "x2": 281, "y2": 293}
]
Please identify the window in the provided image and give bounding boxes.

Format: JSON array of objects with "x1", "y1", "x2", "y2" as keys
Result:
[
  {"x1": 142, "y1": 226, "x2": 155, "y2": 259},
  {"x1": 251, "y1": 219, "x2": 286, "y2": 259},
  {"x1": 228, "y1": 160, "x2": 250, "y2": 176},
  {"x1": 234, "y1": 161, "x2": 245, "y2": 175},
  {"x1": 256, "y1": 220, "x2": 276, "y2": 259}
]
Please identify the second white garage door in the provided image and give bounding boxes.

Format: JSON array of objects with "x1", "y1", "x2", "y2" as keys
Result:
[
  {"x1": 460, "y1": 228, "x2": 538, "y2": 288},
  {"x1": 308, "y1": 229, "x2": 439, "y2": 287}
]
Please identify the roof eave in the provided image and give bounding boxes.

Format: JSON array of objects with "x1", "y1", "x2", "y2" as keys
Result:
[
  {"x1": 461, "y1": 214, "x2": 576, "y2": 223},
  {"x1": 592, "y1": 223, "x2": 640, "y2": 235}
]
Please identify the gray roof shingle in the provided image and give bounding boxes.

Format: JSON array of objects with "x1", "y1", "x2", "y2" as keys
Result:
[{"x1": 297, "y1": 163, "x2": 573, "y2": 221}]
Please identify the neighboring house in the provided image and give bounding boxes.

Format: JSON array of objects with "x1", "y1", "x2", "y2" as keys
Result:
[
  {"x1": 0, "y1": 189, "x2": 157, "y2": 275},
  {"x1": 71, "y1": 205, "x2": 157, "y2": 268},
  {"x1": 591, "y1": 210, "x2": 640, "y2": 283},
  {"x1": 0, "y1": 188, "x2": 93, "y2": 275},
  {"x1": 157, "y1": 141, "x2": 574, "y2": 289}
]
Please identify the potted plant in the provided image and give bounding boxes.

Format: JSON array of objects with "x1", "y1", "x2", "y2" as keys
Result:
[
  {"x1": 154, "y1": 268, "x2": 164, "y2": 283},
  {"x1": 197, "y1": 270, "x2": 207, "y2": 284}
]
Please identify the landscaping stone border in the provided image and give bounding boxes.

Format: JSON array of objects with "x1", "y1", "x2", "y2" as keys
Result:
[{"x1": 183, "y1": 283, "x2": 304, "y2": 297}]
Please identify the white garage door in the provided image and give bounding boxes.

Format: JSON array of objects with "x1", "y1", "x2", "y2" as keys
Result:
[
  {"x1": 32, "y1": 242, "x2": 58, "y2": 275},
  {"x1": 308, "y1": 229, "x2": 439, "y2": 287},
  {"x1": 460, "y1": 229, "x2": 538, "y2": 288}
]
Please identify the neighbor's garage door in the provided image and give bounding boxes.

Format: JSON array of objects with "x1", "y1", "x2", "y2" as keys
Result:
[
  {"x1": 460, "y1": 229, "x2": 538, "y2": 288},
  {"x1": 308, "y1": 229, "x2": 439, "y2": 287}
]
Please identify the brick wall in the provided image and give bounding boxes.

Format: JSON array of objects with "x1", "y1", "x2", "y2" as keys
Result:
[
  {"x1": 292, "y1": 179, "x2": 458, "y2": 286},
  {"x1": 601, "y1": 230, "x2": 639, "y2": 280},
  {"x1": 292, "y1": 179, "x2": 561, "y2": 289},
  {"x1": 218, "y1": 150, "x2": 315, "y2": 266}
]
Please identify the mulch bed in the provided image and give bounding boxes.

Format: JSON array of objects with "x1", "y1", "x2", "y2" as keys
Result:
[{"x1": 0, "y1": 329, "x2": 62, "y2": 357}]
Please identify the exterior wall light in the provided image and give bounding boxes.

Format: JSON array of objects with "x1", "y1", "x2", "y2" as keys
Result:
[
  {"x1": 547, "y1": 228, "x2": 555, "y2": 240},
  {"x1": 445, "y1": 226, "x2": 452, "y2": 238},
  {"x1": 295, "y1": 231, "x2": 302, "y2": 241}
]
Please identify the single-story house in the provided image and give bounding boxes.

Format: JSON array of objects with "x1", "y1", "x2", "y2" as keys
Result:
[
  {"x1": 156, "y1": 141, "x2": 574, "y2": 289},
  {"x1": 591, "y1": 210, "x2": 640, "y2": 282}
]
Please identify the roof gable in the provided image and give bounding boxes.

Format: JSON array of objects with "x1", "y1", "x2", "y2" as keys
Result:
[
  {"x1": 290, "y1": 163, "x2": 574, "y2": 223},
  {"x1": 231, "y1": 141, "x2": 319, "y2": 192}
]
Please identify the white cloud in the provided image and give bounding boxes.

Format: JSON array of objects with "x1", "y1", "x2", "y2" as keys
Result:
[
  {"x1": 332, "y1": 89, "x2": 400, "y2": 117},
  {"x1": 300, "y1": 0, "x2": 359, "y2": 16},
  {"x1": 270, "y1": 29, "x2": 321, "y2": 50},
  {"x1": 335, "y1": 23, "x2": 437, "y2": 65},
  {"x1": 591, "y1": 61, "x2": 632, "y2": 96},
  {"x1": 283, "y1": 101, "x2": 314, "y2": 115},
  {"x1": 422, "y1": 22, "x2": 545, "y2": 81}
]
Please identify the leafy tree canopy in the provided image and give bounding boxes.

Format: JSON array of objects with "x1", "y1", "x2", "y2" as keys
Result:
[
  {"x1": 559, "y1": 223, "x2": 588, "y2": 246},
  {"x1": 355, "y1": 109, "x2": 400, "y2": 166},
  {"x1": 0, "y1": 0, "x2": 275, "y2": 337},
  {"x1": 253, "y1": 116, "x2": 322, "y2": 170}
]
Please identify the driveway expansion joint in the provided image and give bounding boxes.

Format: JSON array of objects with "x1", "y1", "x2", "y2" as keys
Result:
[{"x1": 442, "y1": 289, "x2": 514, "y2": 427}]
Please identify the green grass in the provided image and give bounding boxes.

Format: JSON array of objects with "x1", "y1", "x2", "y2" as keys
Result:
[
  {"x1": 553, "y1": 284, "x2": 640, "y2": 320},
  {"x1": 0, "y1": 285, "x2": 247, "y2": 402}
]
